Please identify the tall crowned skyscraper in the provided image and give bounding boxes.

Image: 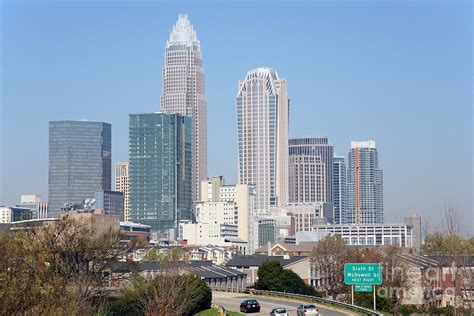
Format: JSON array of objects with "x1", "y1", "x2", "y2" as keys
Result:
[
  {"x1": 346, "y1": 140, "x2": 383, "y2": 224},
  {"x1": 288, "y1": 137, "x2": 334, "y2": 204},
  {"x1": 237, "y1": 67, "x2": 289, "y2": 210},
  {"x1": 333, "y1": 156, "x2": 346, "y2": 224},
  {"x1": 128, "y1": 113, "x2": 192, "y2": 232},
  {"x1": 161, "y1": 14, "x2": 207, "y2": 203},
  {"x1": 48, "y1": 120, "x2": 111, "y2": 218}
]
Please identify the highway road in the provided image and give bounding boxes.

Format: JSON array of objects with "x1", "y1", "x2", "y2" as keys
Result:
[{"x1": 212, "y1": 292, "x2": 355, "y2": 316}]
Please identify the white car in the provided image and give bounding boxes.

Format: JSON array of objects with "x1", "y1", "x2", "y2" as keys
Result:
[
  {"x1": 296, "y1": 304, "x2": 319, "y2": 316},
  {"x1": 269, "y1": 307, "x2": 288, "y2": 316}
]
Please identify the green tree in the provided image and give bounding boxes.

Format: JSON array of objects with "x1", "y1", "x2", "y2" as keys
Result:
[{"x1": 254, "y1": 260, "x2": 317, "y2": 296}]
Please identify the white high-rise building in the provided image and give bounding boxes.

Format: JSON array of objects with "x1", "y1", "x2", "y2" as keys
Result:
[
  {"x1": 196, "y1": 177, "x2": 257, "y2": 253},
  {"x1": 161, "y1": 14, "x2": 207, "y2": 203},
  {"x1": 236, "y1": 67, "x2": 289, "y2": 211},
  {"x1": 115, "y1": 162, "x2": 129, "y2": 221}
]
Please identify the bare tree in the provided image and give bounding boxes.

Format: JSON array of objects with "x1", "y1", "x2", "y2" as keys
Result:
[
  {"x1": 0, "y1": 215, "x2": 132, "y2": 315},
  {"x1": 311, "y1": 235, "x2": 349, "y2": 298},
  {"x1": 442, "y1": 202, "x2": 463, "y2": 237},
  {"x1": 140, "y1": 264, "x2": 211, "y2": 316}
]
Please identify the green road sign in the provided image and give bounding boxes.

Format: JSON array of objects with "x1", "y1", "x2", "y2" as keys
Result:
[
  {"x1": 355, "y1": 284, "x2": 373, "y2": 292},
  {"x1": 344, "y1": 263, "x2": 382, "y2": 285}
]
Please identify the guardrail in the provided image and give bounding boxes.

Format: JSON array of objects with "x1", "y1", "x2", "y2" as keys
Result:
[{"x1": 250, "y1": 290, "x2": 383, "y2": 316}]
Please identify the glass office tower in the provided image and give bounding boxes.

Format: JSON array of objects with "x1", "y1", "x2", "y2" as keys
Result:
[
  {"x1": 347, "y1": 140, "x2": 383, "y2": 224},
  {"x1": 333, "y1": 156, "x2": 346, "y2": 224},
  {"x1": 129, "y1": 113, "x2": 192, "y2": 232},
  {"x1": 48, "y1": 120, "x2": 111, "y2": 218}
]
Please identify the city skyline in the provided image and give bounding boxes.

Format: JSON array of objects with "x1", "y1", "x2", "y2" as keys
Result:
[{"x1": 1, "y1": 2, "x2": 472, "y2": 231}]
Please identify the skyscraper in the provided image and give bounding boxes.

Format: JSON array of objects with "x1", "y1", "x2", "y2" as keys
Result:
[
  {"x1": 333, "y1": 156, "x2": 346, "y2": 224},
  {"x1": 288, "y1": 137, "x2": 334, "y2": 203},
  {"x1": 289, "y1": 154, "x2": 326, "y2": 203},
  {"x1": 115, "y1": 162, "x2": 129, "y2": 221},
  {"x1": 128, "y1": 113, "x2": 192, "y2": 232},
  {"x1": 48, "y1": 120, "x2": 111, "y2": 218},
  {"x1": 346, "y1": 140, "x2": 383, "y2": 224},
  {"x1": 236, "y1": 67, "x2": 289, "y2": 211},
  {"x1": 161, "y1": 14, "x2": 207, "y2": 204}
]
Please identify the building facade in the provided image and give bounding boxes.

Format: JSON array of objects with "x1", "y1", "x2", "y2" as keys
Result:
[
  {"x1": 333, "y1": 156, "x2": 346, "y2": 224},
  {"x1": 279, "y1": 202, "x2": 334, "y2": 233},
  {"x1": 196, "y1": 177, "x2": 257, "y2": 253},
  {"x1": 346, "y1": 140, "x2": 383, "y2": 224},
  {"x1": 95, "y1": 190, "x2": 124, "y2": 221},
  {"x1": 48, "y1": 120, "x2": 111, "y2": 218},
  {"x1": 404, "y1": 215, "x2": 422, "y2": 252},
  {"x1": 291, "y1": 223, "x2": 413, "y2": 247},
  {"x1": 237, "y1": 67, "x2": 289, "y2": 211},
  {"x1": 258, "y1": 218, "x2": 277, "y2": 247},
  {"x1": 115, "y1": 162, "x2": 130, "y2": 221},
  {"x1": 16, "y1": 194, "x2": 48, "y2": 219},
  {"x1": 129, "y1": 113, "x2": 192, "y2": 232},
  {"x1": 288, "y1": 137, "x2": 334, "y2": 204},
  {"x1": 160, "y1": 14, "x2": 207, "y2": 204},
  {"x1": 0, "y1": 206, "x2": 33, "y2": 223}
]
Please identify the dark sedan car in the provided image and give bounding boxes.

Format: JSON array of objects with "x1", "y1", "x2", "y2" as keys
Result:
[{"x1": 240, "y1": 299, "x2": 261, "y2": 313}]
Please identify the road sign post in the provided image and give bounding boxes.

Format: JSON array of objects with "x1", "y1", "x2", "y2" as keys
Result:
[
  {"x1": 344, "y1": 263, "x2": 382, "y2": 285},
  {"x1": 344, "y1": 263, "x2": 382, "y2": 308},
  {"x1": 351, "y1": 284, "x2": 354, "y2": 305},
  {"x1": 373, "y1": 285, "x2": 376, "y2": 311}
]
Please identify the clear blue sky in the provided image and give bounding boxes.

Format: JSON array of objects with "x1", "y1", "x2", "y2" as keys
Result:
[{"x1": 1, "y1": 0, "x2": 472, "y2": 231}]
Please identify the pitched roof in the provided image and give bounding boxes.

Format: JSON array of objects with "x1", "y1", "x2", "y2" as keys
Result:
[
  {"x1": 225, "y1": 255, "x2": 307, "y2": 268},
  {"x1": 255, "y1": 242, "x2": 317, "y2": 254},
  {"x1": 185, "y1": 265, "x2": 247, "y2": 279},
  {"x1": 428, "y1": 254, "x2": 474, "y2": 267}
]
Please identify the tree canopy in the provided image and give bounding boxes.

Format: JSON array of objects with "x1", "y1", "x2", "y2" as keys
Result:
[{"x1": 254, "y1": 260, "x2": 317, "y2": 296}]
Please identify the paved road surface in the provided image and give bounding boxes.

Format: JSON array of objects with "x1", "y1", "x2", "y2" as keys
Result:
[{"x1": 212, "y1": 292, "x2": 355, "y2": 316}]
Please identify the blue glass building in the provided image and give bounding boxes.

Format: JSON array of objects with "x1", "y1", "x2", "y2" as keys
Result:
[
  {"x1": 346, "y1": 141, "x2": 383, "y2": 224},
  {"x1": 333, "y1": 156, "x2": 346, "y2": 224},
  {"x1": 95, "y1": 190, "x2": 124, "y2": 221},
  {"x1": 129, "y1": 113, "x2": 192, "y2": 232},
  {"x1": 48, "y1": 121, "x2": 111, "y2": 218}
]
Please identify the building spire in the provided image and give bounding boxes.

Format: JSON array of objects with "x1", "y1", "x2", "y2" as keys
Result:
[{"x1": 167, "y1": 14, "x2": 199, "y2": 46}]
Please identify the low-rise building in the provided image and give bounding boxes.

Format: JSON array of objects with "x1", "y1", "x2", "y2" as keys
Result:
[
  {"x1": 0, "y1": 206, "x2": 33, "y2": 223},
  {"x1": 286, "y1": 223, "x2": 415, "y2": 248},
  {"x1": 255, "y1": 241, "x2": 317, "y2": 257},
  {"x1": 399, "y1": 254, "x2": 474, "y2": 309},
  {"x1": 110, "y1": 260, "x2": 247, "y2": 292},
  {"x1": 16, "y1": 194, "x2": 48, "y2": 219},
  {"x1": 180, "y1": 222, "x2": 247, "y2": 254},
  {"x1": 120, "y1": 221, "x2": 151, "y2": 242}
]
